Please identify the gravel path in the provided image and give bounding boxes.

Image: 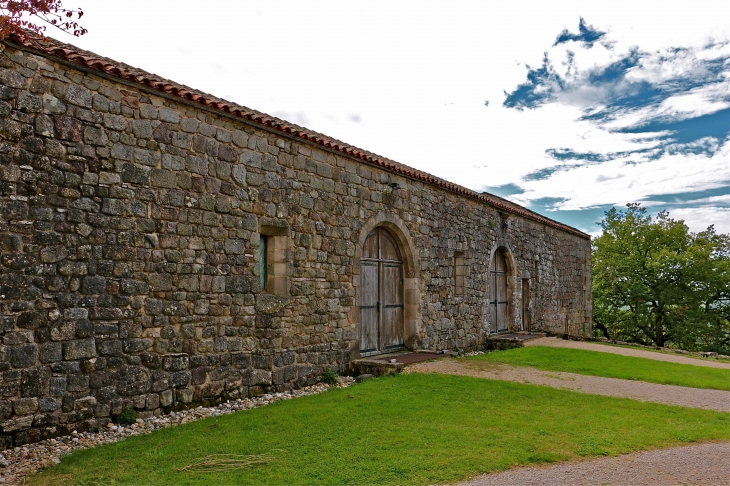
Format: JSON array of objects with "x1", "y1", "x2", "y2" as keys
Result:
[
  {"x1": 406, "y1": 359, "x2": 730, "y2": 412},
  {"x1": 455, "y1": 441, "x2": 730, "y2": 486},
  {"x1": 524, "y1": 337, "x2": 730, "y2": 370}
]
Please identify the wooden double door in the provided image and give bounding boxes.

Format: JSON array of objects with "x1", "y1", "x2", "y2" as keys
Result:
[
  {"x1": 489, "y1": 251, "x2": 509, "y2": 333},
  {"x1": 359, "y1": 227, "x2": 404, "y2": 354}
]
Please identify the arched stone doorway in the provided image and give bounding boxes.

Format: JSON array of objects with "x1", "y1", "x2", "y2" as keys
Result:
[
  {"x1": 353, "y1": 212, "x2": 420, "y2": 357},
  {"x1": 359, "y1": 227, "x2": 404, "y2": 354},
  {"x1": 489, "y1": 249, "x2": 509, "y2": 333}
]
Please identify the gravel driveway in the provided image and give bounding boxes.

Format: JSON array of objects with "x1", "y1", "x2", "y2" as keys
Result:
[{"x1": 455, "y1": 441, "x2": 730, "y2": 486}]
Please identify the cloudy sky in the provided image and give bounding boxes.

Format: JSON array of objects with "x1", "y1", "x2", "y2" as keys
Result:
[{"x1": 53, "y1": 1, "x2": 729, "y2": 235}]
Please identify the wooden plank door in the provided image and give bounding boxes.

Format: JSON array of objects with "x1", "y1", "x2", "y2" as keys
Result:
[
  {"x1": 359, "y1": 228, "x2": 404, "y2": 353},
  {"x1": 489, "y1": 251, "x2": 508, "y2": 333},
  {"x1": 359, "y1": 260, "x2": 379, "y2": 353}
]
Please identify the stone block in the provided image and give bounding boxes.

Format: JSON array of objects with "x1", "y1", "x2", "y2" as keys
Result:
[
  {"x1": 120, "y1": 279, "x2": 149, "y2": 295},
  {"x1": 191, "y1": 367, "x2": 207, "y2": 385},
  {"x1": 132, "y1": 119, "x2": 153, "y2": 139},
  {"x1": 39, "y1": 342, "x2": 62, "y2": 364},
  {"x1": 16, "y1": 311, "x2": 45, "y2": 330},
  {"x1": 147, "y1": 274, "x2": 173, "y2": 292},
  {"x1": 38, "y1": 397, "x2": 62, "y2": 412},
  {"x1": 17, "y1": 91, "x2": 41, "y2": 112},
  {"x1": 0, "y1": 68, "x2": 25, "y2": 88},
  {"x1": 121, "y1": 163, "x2": 150, "y2": 185},
  {"x1": 162, "y1": 354, "x2": 189, "y2": 372},
  {"x1": 64, "y1": 84, "x2": 92, "y2": 108},
  {"x1": 2, "y1": 415, "x2": 33, "y2": 433},
  {"x1": 150, "y1": 169, "x2": 177, "y2": 188},
  {"x1": 84, "y1": 126, "x2": 108, "y2": 145},
  {"x1": 11, "y1": 344, "x2": 38, "y2": 368},
  {"x1": 111, "y1": 143, "x2": 133, "y2": 161},
  {"x1": 63, "y1": 339, "x2": 96, "y2": 360},
  {"x1": 12, "y1": 397, "x2": 38, "y2": 415},
  {"x1": 81, "y1": 276, "x2": 106, "y2": 294},
  {"x1": 159, "y1": 107, "x2": 179, "y2": 123},
  {"x1": 255, "y1": 295, "x2": 290, "y2": 315},
  {"x1": 54, "y1": 115, "x2": 81, "y2": 141},
  {"x1": 102, "y1": 198, "x2": 124, "y2": 215},
  {"x1": 225, "y1": 276, "x2": 252, "y2": 294},
  {"x1": 67, "y1": 374, "x2": 90, "y2": 392},
  {"x1": 176, "y1": 388, "x2": 193, "y2": 404},
  {"x1": 159, "y1": 389, "x2": 173, "y2": 407},
  {"x1": 39, "y1": 245, "x2": 68, "y2": 263},
  {"x1": 58, "y1": 261, "x2": 88, "y2": 276}
]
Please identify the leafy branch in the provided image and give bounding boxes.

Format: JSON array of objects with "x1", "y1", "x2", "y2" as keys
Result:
[{"x1": 0, "y1": 0, "x2": 86, "y2": 41}]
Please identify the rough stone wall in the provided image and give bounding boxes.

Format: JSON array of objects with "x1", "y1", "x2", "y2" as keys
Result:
[{"x1": 0, "y1": 43, "x2": 591, "y2": 447}]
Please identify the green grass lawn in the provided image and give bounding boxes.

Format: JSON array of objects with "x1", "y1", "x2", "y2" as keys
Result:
[
  {"x1": 471, "y1": 346, "x2": 730, "y2": 391},
  {"x1": 31, "y1": 373, "x2": 730, "y2": 485}
]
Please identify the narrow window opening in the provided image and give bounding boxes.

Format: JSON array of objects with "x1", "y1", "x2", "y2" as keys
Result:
[
  {"x1": 259, "y1": 224, "x2": 290, "y2": 296},
  {"x1": 259, "y1": 235, "x2": 268, "y2": 291},
  {"x1": 454, "y1": 251, "x2": 465, "y2": 295},
  {"x1": 522, "y1": 278, "x2": 530, "y2": 331}
]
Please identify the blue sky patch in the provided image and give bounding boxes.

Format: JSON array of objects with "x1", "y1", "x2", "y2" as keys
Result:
[
  {"x1": 553, "y1": 17, "x2": 607, "y2": 48},
  {"x1": 498, "y1": 19, "x2": 730, "y2": 235},
  {"x1": 481, "y1": 183, "x2": 525, "y2": 198}
]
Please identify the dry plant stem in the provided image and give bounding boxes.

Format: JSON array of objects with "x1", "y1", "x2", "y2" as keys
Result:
[{"x1": 177, "y1": 454, "x2": 276, "y2": 472}]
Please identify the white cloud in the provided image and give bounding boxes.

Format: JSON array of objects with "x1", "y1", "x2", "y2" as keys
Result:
[
  {"x1": 653, "y1": 83, "x2": 730, "y2": 121},
  {"x1": 513, "y1": 138, "x2": 730, "y2": 211},
  {"x1": 667, "y1": 207, "x2": 730, "y2": 234},
  {"x1": 685, "y1": 194, "x2": 730, "y2": 205}
]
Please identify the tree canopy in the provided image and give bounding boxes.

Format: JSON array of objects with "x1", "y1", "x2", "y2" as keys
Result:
[
  {"x1": 0, "y1": 0, "x2": 86, "y2": 40},
  {"x1": 592, "y1": 203, "x2": 730, "y2": 353}
]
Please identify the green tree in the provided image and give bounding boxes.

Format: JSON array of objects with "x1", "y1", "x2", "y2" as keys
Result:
[{"x1": 592, "y1": 203, "x2": 730, "y2": 351}]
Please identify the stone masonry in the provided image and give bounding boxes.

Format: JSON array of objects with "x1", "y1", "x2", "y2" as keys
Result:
[{"x1": 0, "y1": 37, "x2": 592, "y2": 447}]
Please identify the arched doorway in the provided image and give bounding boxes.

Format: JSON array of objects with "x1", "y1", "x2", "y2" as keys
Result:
[
  {"x1": 359, "y1": 227, "x2": 404, "y2": 354},
  {"x1": 489, "y1": 250, "x2": 509, "y2": 333}
]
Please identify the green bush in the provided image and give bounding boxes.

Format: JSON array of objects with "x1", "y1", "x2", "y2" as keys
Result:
[
  {"x1": 115, "y1": 407, "x2": 138, "y2": 426},
  {"x1": 321, "y1": 368, "x2": 338, "y2": 384}
]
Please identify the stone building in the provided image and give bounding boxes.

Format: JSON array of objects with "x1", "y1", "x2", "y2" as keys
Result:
[{"x1": 0, "y1": 35, "x2": 592, "y2": 446}]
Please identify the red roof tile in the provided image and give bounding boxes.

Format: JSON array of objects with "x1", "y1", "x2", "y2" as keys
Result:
[{"x1": 6, "y1": 34, "x2": 589, "y2": 239}]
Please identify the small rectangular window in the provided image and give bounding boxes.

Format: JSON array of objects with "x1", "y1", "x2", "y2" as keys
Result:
[
  {"x1": 259, "y1": 235, "x2": 268, "y2": 291},
  {"x1": 259, "y1": 223, "x2": 290, "y2": 296},
  {"x1": 454, "y1": 251, "x2": 465, "y2": 295}
]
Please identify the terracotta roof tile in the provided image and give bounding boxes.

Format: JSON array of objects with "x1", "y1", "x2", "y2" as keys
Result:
[{"x1": 6, "y1": 33, "x2": 589, "y2": 239}]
